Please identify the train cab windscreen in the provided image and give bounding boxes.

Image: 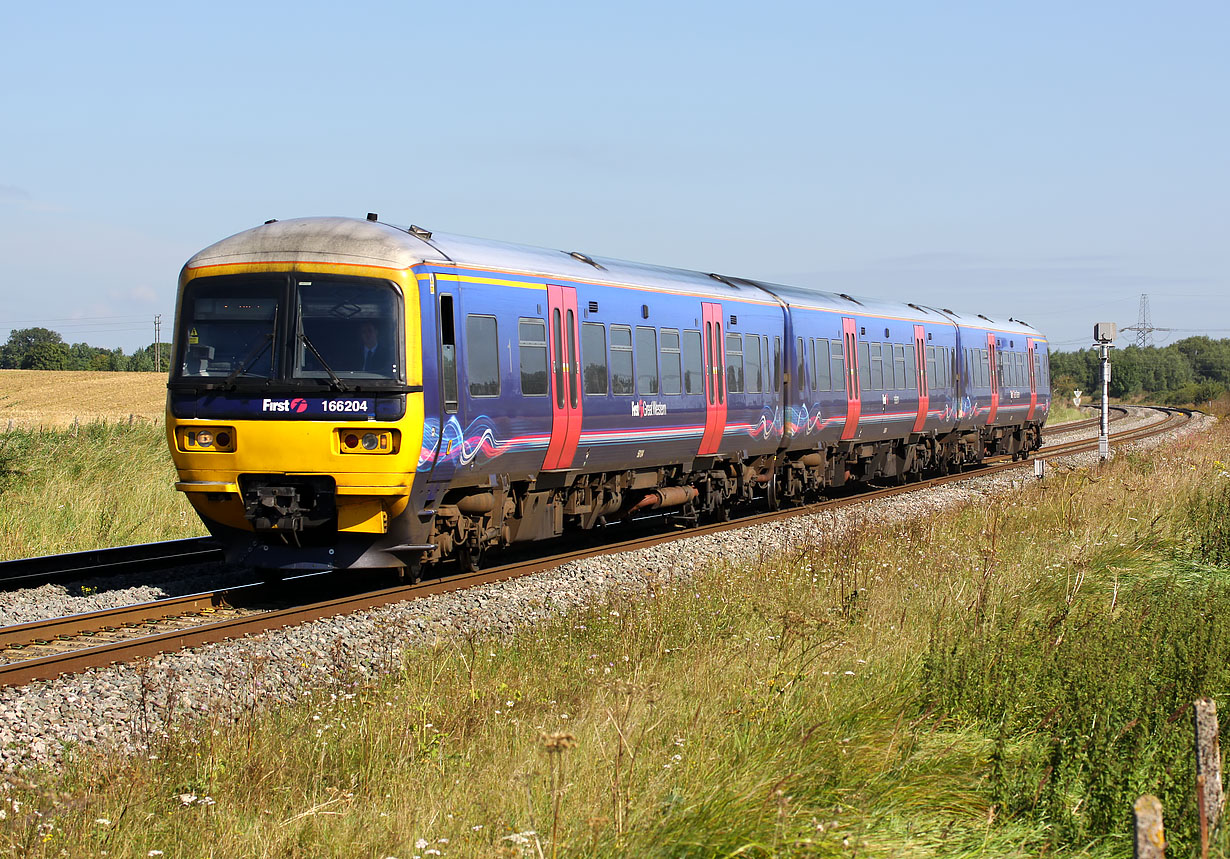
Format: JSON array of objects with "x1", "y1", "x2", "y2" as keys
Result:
[
  {"x1": 177, "y1": 281, "x2": 280, "y2": 379},
  {"x1": 293, "y1": 279, "x2": 402, "y2": 382},
  {"x1": 175, "y1": 275, "x2": 404, "y2": 386}
]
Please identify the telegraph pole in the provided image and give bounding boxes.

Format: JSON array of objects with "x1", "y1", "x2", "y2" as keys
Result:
[
  {"x1": 1094, "y1": 322, "x2": 1116, "y2": 461},
  {"x1": 154, "y1": 314, "x2": 161, "y2": 372}
]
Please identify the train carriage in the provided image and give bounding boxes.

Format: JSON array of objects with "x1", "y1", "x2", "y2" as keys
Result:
[{"x1": 167, "y1": 216, "x2": 1050, "y2": 575}]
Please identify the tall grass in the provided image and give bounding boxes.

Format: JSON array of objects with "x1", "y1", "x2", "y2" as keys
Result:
[
  {"x1": 1, "y1": 420, "x2": 1226, "y2": 857},
  {"x1": 0, "y1": 421, "x2": 204, "y2": 560}
]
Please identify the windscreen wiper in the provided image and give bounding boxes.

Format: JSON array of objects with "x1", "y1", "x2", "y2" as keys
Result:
[
  {"x1": 299, "y1": 333, "x2": 349, "y2": 391},
  {"x1": 223, "y1": 333, "x2": 274, "y2": 388}
]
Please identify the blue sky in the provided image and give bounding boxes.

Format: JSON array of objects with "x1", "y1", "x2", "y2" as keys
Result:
[{"x1": 2, "y1": 1, "x2": 1226, "y2": 353}]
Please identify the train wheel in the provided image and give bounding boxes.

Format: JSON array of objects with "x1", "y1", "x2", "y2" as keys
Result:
[
  {"x1": 457, "y1": 542, "x2": 482, "y2": 573},
  {"x1": 766, "y1": 474, "x2": 781, "y2": 511}
]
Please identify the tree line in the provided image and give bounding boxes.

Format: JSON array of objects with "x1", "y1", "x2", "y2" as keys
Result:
[
  {"x1": 1050, "y1": 336, "x2": 1230, "y2": 405},
  {"x1": 0, "y1": 327, "x2": 172, "y2": 372}
]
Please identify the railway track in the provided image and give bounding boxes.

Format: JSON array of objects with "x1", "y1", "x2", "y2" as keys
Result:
[{"x1": 0, "y1": 406, "x2": 1190, "y2": 688}]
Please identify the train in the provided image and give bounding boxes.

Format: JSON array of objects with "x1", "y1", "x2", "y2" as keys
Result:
[{"x1": 166, "y1": 215, "x2": 1051, "y2": 576}]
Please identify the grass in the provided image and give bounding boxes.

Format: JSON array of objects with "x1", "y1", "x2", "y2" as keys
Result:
[
  {"x1": 0, "y1": 422, "x2": 205, "y2": 560},
  {"x1": 0, "y1": 414, "x2": 1226, "y2": 856}
]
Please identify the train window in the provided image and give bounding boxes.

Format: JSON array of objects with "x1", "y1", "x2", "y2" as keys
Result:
[
  {"x1": 869, "y1": 342, "x2": 883, "y2": 390},
  {"x1": 761, "y1": 337, "x2": 770, "y2": 393},
  {"x1": 745, "y1": 334, "x2": 762, "y2": 393},
  {"x1": 893, "y1": 344, "x2": 906, "y2": 390},
  {"x1": 636, "y1": 327, "x2": 658, "y2": 395},
  {"x1": 773, "y1": 336, "x2": 782, "y2": 392},
  {"x1": 926, "y1": 345, "x2": 938, "y2": 388},
  {"x1": 858, "y1": 341, "x2": 871, "y2": 392},
  {"x1": 829, "y1": 340, "x2": 844, "y2": 392},
  {"x1": 610, "y1": 325, "x2": 633, "y2": 395},
  {"x1": 292, "y1": 279, "x2": 403, "y2": 382},
  {"x1": 661, "y1": 328, "x2": 682, "y2": 395},
  {"x1": 726, "y1": 333, "x2": 744, "y2": 394},
  {"x1": 581, "y1": 322, "x2": 608, "y2": 395},
  {"x1": 904, "y1": 344, "x2": 917, "y2": 391},
  {"x1": 813, "y1": 339, "x2": 831, "y2": 391},
  {"x1": 981, "y1": 349, "x2": 990, "y2": 389},
  {"x1": 683, "y1": 330, "x2": 703, "y2": 394},
  {"x1": 518, "y1": 319, "x2": 548, "y2": 396},
  {"x1": 796, "y1": 337, "x2": 806, "y2": 391},
  {"x1": 566, "y1": 311, "x2": 579, "y2": 408},
  {"x1": 465, "y1": 315, "x2": 500, "y2": 397},
  {"x1": 440, "y1": 294, "x2": 458, "y2": 413},
  {"x1": 179, "y1": 279, "x2": 280, "y2": 379}
]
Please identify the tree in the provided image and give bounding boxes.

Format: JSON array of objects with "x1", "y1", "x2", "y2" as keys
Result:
[
  {"x1": 1, "y1": 327, "x2": 63, "y2": 369},
  {"x1": 21, "y1": 341, "x2": 70, "y2": 370}
]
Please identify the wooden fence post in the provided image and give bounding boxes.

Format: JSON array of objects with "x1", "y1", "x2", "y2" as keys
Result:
[
  {"x1": 1134, "y1": 794, "x2": 1165, "y2": 859},
  {"x1": 1195, "y1": 697, "x2": 1223, "y2": 854}
]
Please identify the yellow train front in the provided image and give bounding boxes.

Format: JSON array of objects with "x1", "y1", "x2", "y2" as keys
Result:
[{"x1": 167, "y1": 216, "x2": 432, "y2": 574}]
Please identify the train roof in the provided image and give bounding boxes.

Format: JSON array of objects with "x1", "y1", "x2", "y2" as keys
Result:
[{"x1": 185, "y1": 216, "x2": 1046, "y2": 341}]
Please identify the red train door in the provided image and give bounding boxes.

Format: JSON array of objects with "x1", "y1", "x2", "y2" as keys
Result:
[
  {"x1": 542, "y1": 285, "x2": 583, "y2": 471},
  {"x1": 840, "y1": 317, "x2": 861, "y2": 440},
  {"x1": 698, "y1": 302, "x2": 727, "y2": 456},
  {"x1": 986, "y1": 332, "x2": 999, "y2": 425},
  {"x1": 911, "y1": 324, "x2": 928, "y2": 433},
  {"x1": 1026, "y1": 338, "x2": 1037, "y2": 420}
]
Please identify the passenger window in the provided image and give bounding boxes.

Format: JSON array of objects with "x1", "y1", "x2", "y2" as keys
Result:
[
  {"x1": 858, "y1": 341, "x2": 871, "y2": 392},
  {"x1": 610, "y1": 325, "x2": 634, "y2": 395},
  {"x1": 726, "y1": 333, "x2": 744, "y2": 394},
  {"x1": 745, "y1": 333, "x2": 762, "y2": 393},
  {"x1": 636, "y1": 327, "x2": 658, "y2": 395},
  {"x1": 813, "y1": 339, "x2": 830, "y2": 391},
  {"x1": 796, "y1": 337, "x2": 806, "y2": 391},
  {"x1": 660, "y1": 329, "x2": 681, "y2": 395},
  {"x1": 518, "y1": 318, "x2": 548, "y2": 396},
  {"x1": 683, "y1": 330, "x2": 703, "y2": 394},
  {"x1": 829, "y1": 340, "x2": 844, "y2": 392},
  {"x1": 904, "y1": 344, "x2": 917, "y2": 390},
  {"x1": 893, "y1": 344, "x2": 906, "y2": 390},
  {"x1": 581, "y1": 322, "x2": 608, "y2": 395},
  {"x1": 869, "y1": 342, "x2": 883, "y2": 390},
  {"x1": 465, "y1": 314, "x2": 500, "y2": 397},
  {"x1": 926, "y1": 345, "x2": 938, "y2": 388}
]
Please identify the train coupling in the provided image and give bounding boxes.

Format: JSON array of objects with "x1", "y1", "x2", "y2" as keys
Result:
[{"x1": 240, "y1": 475, "x2": 337, "y2": 532}]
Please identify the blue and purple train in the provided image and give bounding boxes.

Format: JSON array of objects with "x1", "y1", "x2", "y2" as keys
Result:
[{"x1": 166, "y1": 216, "x2": 1050, "y2": 574}]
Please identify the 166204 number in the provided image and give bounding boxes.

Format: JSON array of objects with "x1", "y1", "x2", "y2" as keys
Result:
[{"x1": 322, "y1": 400, "x2": 370, "y2": 412}]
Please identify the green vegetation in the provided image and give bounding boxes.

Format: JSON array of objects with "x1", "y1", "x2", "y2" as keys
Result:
[
  {"x1": 1051, "y1": 336, "x2": 1230, "y2": 405},
  {"x1": 1, "y1": 417, "x2": 1227, "y2": 857},
  {"x1": 0, "y1": 327, "x2": 170, "y2": 372},
  {"x1": 0, "y1": 422, "x2": 204, "y2": 560}
]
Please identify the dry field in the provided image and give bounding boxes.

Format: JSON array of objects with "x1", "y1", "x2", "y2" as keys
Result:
[{"x1": 0, "y1": 370, "x2": 166, "y2": 429}]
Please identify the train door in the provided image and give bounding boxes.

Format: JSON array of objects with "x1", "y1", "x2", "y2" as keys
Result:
[
  {"x1": 1026, "y1": 338, "x2": 1037, "y2": 420},
  {"x1": 542, "y1": 285, "x2": 583, "y2": 471},
  {"x1": 986, "y1": 332, "x2": 999, "y2": 424},
  {"x1": 911, "y1": 324, "x2": 928, "y2": 432},
  {"x1": 423, "y1": 281, "x2": 461, "y2": 487},
  {"x1": 698, "y1": 302, "x2": 727, "y2": 456},
  {"x1": 840, "y1": 317, "x2": 861, "y2": 440}
]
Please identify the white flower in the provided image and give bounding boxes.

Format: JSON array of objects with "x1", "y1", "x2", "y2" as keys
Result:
[
  {"x1": 177, "y1": 794, "x2": 197, "y2": 806},
  {"x1": 415, "y1": 839, "x2": 429, "y2": 850},
  {"x1": 94, "y1": 818, "x2": 112, "y2": 826},
  {"x1": 149, "y1": 852, "x2": 165, "y2": 857}
]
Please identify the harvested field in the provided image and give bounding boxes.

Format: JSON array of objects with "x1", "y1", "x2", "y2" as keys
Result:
[{"x1": 0, "y1": 370, "x2": 166, "y2": 429}]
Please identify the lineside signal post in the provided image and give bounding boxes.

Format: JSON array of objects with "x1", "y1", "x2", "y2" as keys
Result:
[{"x1": 1094, "y1": 322, "x2": 1116, "y2": 462}]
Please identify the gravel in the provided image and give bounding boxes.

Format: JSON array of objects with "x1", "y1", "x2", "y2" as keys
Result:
[{"x1": 0, "y1": 406, "x2": 1213, "y2": 773}]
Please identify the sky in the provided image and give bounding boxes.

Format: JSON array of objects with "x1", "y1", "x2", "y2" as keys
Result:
[{"x1": 1, "y1": 1, "x2": 1226, "y2": 354}]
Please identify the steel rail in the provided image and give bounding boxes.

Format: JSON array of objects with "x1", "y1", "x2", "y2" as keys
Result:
[
  {"x1": 0, "y1": 407, "x2": 1189, "y2": 688},
  {"x1": 0, "y1": 537, "x2": 221, "y2": 590}
]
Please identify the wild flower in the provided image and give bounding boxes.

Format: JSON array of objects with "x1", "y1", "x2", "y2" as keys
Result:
[
  {"x1": 94, "y1": 819, "x2": 111, "y2": 826},
  {"x1": 415, "y1": 838, "x2": 429, "y2": 849}
]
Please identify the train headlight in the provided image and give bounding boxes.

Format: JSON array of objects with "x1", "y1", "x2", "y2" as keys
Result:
[
  {"x1": 337, "y1": 428, "x2": 397, "y2": 454},
  {"x1": 177, "y1": 426, "x2": 237, "y2": 453}
]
